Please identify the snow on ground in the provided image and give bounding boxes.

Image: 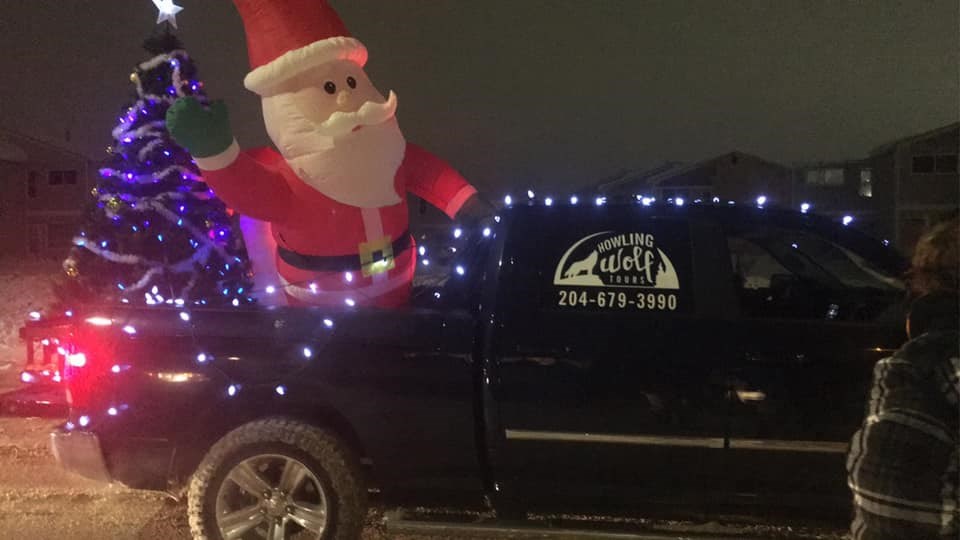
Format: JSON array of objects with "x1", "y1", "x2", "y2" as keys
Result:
[
  {"x1": 0, "y1": 258, "x2": 848, "y2": 539},
  {"x1": 0, "y1": 257, "x2": 59, "y2": 390}
]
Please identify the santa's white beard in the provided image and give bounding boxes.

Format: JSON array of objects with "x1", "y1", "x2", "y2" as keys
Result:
[{"x1": 263, "y1": 96, "x2": 406, "y2": 209}]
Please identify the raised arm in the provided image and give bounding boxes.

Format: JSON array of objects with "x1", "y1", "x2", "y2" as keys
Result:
[{"x1": 401, "y1": 142, "x2": 477, "y2": 219}]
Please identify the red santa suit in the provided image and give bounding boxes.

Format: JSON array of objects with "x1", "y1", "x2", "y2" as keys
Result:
[
  {"x1": 199, "y1": 143, "x2": 475, "y2": 308},
  {"x1": 192, "y1": 0, "x2": 478, "y2": 308}
]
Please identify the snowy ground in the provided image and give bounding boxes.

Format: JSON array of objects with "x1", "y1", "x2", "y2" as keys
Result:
[{"x1": 0, "y1": 258, "x2": 847, "y2": 539}]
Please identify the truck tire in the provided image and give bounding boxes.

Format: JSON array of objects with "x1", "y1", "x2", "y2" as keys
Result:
[{"x1": 187, "y1": 418, "x2": 366, "y2": 540}]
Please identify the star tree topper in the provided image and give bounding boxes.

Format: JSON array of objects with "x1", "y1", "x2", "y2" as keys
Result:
[{"x1": 152, "y1": 0, "x2": 184, "y2": 29}]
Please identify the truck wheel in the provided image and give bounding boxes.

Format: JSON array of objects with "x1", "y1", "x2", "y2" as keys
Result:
[{"x1": 187, "y1": 418, "x2": 365, "y2": 540}]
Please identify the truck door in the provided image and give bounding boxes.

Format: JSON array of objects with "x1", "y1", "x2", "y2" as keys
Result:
[
  {"x1": 486, "y1": 207, "x2": 735, "y2": 512},
  {"x1": 719, "y1": 221, "x2": 905, "y2": 516}
]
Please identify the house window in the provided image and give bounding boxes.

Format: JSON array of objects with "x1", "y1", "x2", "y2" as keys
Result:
[
  {"x1": 805, "y1": 168, "x2": 844, "y2": 186},
  {"x1": 858, "y1": 169, "x2": 873, "y2": 198},
  {"x1": 935, "y1": 154, "x2": 958, "y2": 173},
  {"x1": 912, "y1": 156, "x2": 936, "y2": 174},
  {"x1": 27, "y1": 171, "x2": 38, "y2": 198},
  {"x1": 48, "y1": 170, "x2": 78, "y2": 185}
]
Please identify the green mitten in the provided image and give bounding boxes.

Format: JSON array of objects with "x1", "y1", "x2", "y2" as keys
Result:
[{"x1": 165, "y1": 98, "x2": 234, "y2": 158}]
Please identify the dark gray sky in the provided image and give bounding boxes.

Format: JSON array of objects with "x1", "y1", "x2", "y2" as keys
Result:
[{"x1": 1, "y1": 1, "x2": 956, "y2": 194}]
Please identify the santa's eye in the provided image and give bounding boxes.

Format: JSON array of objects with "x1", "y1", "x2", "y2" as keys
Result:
[
  {"x1": 323, "y1": 81, "x2": 336, "y2": 94},
  {"x1": 346, "y1": 76, "x2": 357, "y2": 89}
]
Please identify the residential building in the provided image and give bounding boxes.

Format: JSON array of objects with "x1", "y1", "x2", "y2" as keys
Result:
[
  {"x1": 0, "y1": 129, "x2": 95, "y2": 257},
  {"x1": 791, "y1": 160, "x2": 885, "y2": 239},
  {"x1": 868, "y1": 122, "x2": 958, "y2": 251},
  {"x1": 595, "y1": 151, "x2": 794, "y2": 206}
]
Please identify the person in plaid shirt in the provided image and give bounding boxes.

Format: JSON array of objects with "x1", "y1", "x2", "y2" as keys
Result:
[{"x1": 847, "y1": 216, "x2": 959, "y2": 540}]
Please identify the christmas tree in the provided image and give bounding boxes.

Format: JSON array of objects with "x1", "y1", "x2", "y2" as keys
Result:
[{"x1": 59, "y1": 31, "x2": 254, "y2": 308}]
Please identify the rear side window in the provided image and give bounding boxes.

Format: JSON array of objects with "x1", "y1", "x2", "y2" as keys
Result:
[
  {"x1": 499, "y1": 209, "x2": 695, "y2": 315},
  {"x1": 726, "y1": 226, "x2": 904, "y2": 321}
]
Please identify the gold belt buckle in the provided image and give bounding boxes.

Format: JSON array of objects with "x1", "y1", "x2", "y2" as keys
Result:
[{"x1": 359, "y1": 235, "x2": 396, "y2": 277}]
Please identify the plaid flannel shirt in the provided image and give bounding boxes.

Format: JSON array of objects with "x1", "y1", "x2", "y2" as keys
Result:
[{"x1": 847, "y1": 330, "x2": 959, "y2": 540}]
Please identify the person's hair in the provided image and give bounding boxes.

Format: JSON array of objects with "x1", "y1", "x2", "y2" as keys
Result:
[
  {"x1": 906, "y1": 215, "x2": 958, "y2": 337},
  {"x1": 908, "y1": 215, "x2": 959, "y2": 298}
]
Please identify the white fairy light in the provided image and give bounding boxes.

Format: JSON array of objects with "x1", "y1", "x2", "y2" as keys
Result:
[
  {"x1": 756, "y1": 195, "x2": 767, "y2": 207},
  {"x1": 544, "y1": 197, "x2": 553, "y2": 206},
  {"x1": 453, "y1": 228, "x2": 463, "y2": 239},
  {"x1": 275, "y1": 385, "x2": 286, "y2": 396},
  {"x1": 265, "y1": 285, "x2": 276, "y2": 294},
  {"x1": 504, "y1": 195, "x2": 512, "y2": 206},
  {"x1": 456, "y1": 265, "x2": 466, "y2": 276},
  {"x1": 179, "y1": 312, "x2": 190, "y2": 322},
  {"x1": 842, "y1": 215, "x2": 854, "y2": 226},
  {"x1": 801, "y1": 202, "x2": 811, "y2": 214},
  {"x1": 482, "y1": 227, "x2": 492, "y2": 237},
  {"x1": 302, "y1": 347, "x2": 313, "y2": 358},
  {"x1": 527, "y1": 190, "x2": 535, "y2": 199},
  {"x1": 323, "y1": 318, "x2": 334, "y2": 328},
  {"x1": 344, "y1": 272, "x2": 354, "y2": 283},
  {"x1": 345, "y1": 298, "x2": 356, "y2": 307},
  {"x1": 570, "y1": 195, "x2": 579, "y2": 205}
]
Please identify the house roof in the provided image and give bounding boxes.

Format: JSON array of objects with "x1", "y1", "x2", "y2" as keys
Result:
[
  {"x1": 869, "y1": 122, "x2": 960, "y2": 157},
  {"x1": 0, "y1": 137, "x2": 27, "y2": 163},
  {"x1": 595, "y1": 151, "x2": 788, "y2": 194}
]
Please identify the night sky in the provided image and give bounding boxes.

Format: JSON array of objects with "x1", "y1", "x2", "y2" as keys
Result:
[{"x1": 0, "y1": 1, "x2": 956, "y2": 195}]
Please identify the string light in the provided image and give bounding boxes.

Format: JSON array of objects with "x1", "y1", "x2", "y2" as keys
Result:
[
  {"x1": 756, "y1": 195, "x2": 767, "y2": 207},
  {"x1": 842, "y1": 215, "x2": 854, "y2": 226},
  {"x1": 570, "y1": 195, "x2": 579, "y2": 205},
  {"x1": 544, "y1": 197, "x2": 553, "y2": 206}
]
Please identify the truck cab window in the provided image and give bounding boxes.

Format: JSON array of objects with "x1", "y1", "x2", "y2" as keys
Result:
[{"x1": 727, "y1": 229, "x2": 903, "y2": 321}]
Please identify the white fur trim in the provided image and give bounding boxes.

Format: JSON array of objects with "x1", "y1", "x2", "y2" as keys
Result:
[
  {"x1": 194, "y1": 139, "x2": 240, "y2": 171},
  {"x1": 244, "y1": 37, "x2": 367, "y2": 96}
]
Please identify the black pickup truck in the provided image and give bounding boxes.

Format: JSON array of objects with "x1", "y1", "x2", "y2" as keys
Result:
[{"x1": 39, "y1": 203, "x2": 906, "y2": 540}]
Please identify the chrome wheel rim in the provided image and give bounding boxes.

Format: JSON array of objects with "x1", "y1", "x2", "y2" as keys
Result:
[{"x1": 215, "y1": 453, "x2": 328, "y2": 540}]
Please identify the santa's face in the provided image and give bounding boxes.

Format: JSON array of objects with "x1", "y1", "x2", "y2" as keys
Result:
[{"x1": 261, "y1": 60, "x2": 406, "y2": 208}]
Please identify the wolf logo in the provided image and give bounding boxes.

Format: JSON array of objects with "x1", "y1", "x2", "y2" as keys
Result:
[{"x1": 563, "y1": 251, "x2": 598, "y2": 279}]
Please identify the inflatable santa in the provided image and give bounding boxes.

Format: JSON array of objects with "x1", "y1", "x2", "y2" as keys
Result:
[{"x1": 167, "y1": 0, "x2": 488, "y2": 308}]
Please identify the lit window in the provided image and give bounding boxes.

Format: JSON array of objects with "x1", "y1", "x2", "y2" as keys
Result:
[
  {"x1": 805, "y1": 168, "x2": 844, "y2": 186},
  {"x1": 859, "y1": 169, "x2": 872, "y2": 198}
]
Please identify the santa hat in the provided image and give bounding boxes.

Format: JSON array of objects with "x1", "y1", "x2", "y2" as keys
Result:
[{"x1": 233, "y1": 0, "x2": 368, "y2": 95}]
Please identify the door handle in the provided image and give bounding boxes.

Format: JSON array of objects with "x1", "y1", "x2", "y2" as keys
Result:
[{"x1": 734, "y1": 390, "x2": 767, "y2": 403}]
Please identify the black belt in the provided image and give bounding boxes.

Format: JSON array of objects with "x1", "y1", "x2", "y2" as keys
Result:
[{"x1": 277, "y1": 231, "x2": 412, "y2": 272}]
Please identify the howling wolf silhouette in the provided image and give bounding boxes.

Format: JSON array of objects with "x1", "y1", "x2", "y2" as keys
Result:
[{"x1": 563, "y1": 250, "x2": 598, "y2": 278}]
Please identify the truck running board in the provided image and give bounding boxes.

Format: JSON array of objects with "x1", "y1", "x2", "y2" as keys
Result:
[{"x1": 383, "y1": 510, "x2": 774, "y2": 540}]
